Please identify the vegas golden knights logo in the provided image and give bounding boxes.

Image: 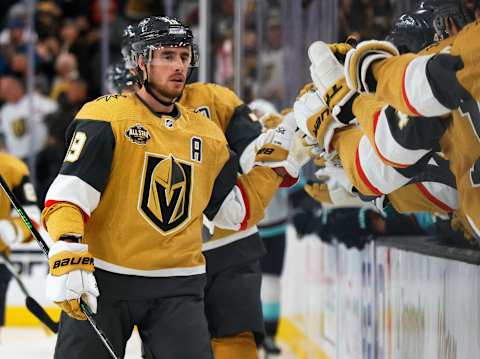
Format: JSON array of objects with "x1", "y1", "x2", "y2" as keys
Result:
[{"x1": 139, "y1": 154, "x2": 192, "y2": 234}]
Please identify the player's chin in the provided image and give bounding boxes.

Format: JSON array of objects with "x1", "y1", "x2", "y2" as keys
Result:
[{"x1": 168, "y1": 82, "x2": 185, "y2": 96}]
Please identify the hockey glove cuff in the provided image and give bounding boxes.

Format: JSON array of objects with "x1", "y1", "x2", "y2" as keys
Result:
[{"x1": 344, "y1": 40, "x2": 399, "y2": 93}]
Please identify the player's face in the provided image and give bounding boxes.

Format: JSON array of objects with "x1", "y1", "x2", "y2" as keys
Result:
[{"x1": 147, "y1": 46, "x2": 191, "y2": 99}]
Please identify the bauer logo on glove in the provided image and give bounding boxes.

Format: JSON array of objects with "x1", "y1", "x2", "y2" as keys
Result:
[{"x1": 51, "y1": 255, "x2": 94, "y2": 270}]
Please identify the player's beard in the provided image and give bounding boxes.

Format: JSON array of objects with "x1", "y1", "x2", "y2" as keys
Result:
[{"x1": 149, "y1": 80, "x2": 185, "y2": 102}]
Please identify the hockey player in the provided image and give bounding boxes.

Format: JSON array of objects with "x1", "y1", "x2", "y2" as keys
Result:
[
  {"x1": 42, "y1": 16, "x2": 299, "y2": 359},
  {"x1": 0, "y1": 75, "x2": 57, "y2": 162},
  {"x1": 180, "y1": 84, "x2": 269, "y2": 358},
  {"x1": 105, "y1": 61, "x2": 137, "y2": 94},
  {"x1": 0, "y1": 133, "x2": 41, "y2": 336},
  {"x1": 119, "y1": 21, "x2": 307, "y2": 358},
  {"x1": 339, "y1": 0, "x2": 480, "y2": 238}
]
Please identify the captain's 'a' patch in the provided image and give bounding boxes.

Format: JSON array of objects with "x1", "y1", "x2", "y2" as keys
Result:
[{"x1": 139, "y1": 154, "x2": 193, "y2": 234}]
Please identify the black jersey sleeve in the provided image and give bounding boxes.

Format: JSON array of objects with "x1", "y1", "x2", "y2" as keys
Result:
[
  {"x1": 225, "y1": 104, "x2": 261, "y2": 161},
  {"x1": 61, "y1": 119, "x2": 116, "y2": 193},
  {"x1": 45, "y1": 119, "x2": 115, "y2": 215},
  {"x1": 203, "y1": 149, "x2": 239, "y2": 220}
]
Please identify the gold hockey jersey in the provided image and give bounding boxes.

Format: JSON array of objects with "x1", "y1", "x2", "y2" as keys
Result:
[
  {"x1": 330, "y1": 126, "x2": 458, "y2": 214},
  {"x1": 0, "y1": 152, "x2": 40, "y2": 241},
  {"x1": 42, "y1": 93, "x2": 233, "y2": 277},
  {"x1": 178, "y1": 83, "x2": 282, "y2": 270},
  {"x1": 370, "y1": 21, "x2": 480, "y2": 237}
]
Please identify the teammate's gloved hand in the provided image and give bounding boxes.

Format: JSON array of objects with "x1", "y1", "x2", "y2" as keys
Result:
[
  {"x1": 254, "y1": 116, "x2": 301, "y2": 187},
  {"x1": 294, "y1": 88, "x2": 346, "y2": 153},
  {"x1": 259, "y1": 113, "x2": 283, "y2": 130},
  {"x1": 426, "y1": 54, "x2": 472, "y2": 111},
  {"x1": 327, "y1": 41, "x2": 354, "y2": 64},
  {"x1": 304, "y1": 182, "x2": 330, "y2": 204},
  {"x1": 46, "y1": 240, "x2": 99, "y2": 320},
  {"x1": 308, "y1": 41, "x2": 358, "y2": 125},
  {"x1": 0, "y1": 219, "x2": 23, "y2": 256},
  {"x1": 344, "y1": 40, "x2": 399, "y2": 93}
]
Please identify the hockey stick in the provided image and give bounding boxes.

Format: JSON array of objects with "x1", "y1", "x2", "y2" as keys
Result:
[
  {"x1": 0, "y1": 175, "x2": 121, "y2": 359},
  {"x1": 0, "y1": 252, "x2": 59, "y2": 333}
]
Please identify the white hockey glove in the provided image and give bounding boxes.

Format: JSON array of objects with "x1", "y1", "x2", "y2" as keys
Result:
[
  {"x1": 46, "y1": 240, "x2": 99, "y2": 321},
  {"x1": 308, "y1": 41, "x2": 358, "y2": 125},
  {"x1": 293, "y1": 88, "x2": 344, "y2": 154},
  {"x1": 0, "y1": 219, "x2": 24, "y2": 256},
  {"x1": 254, "y1": 117, "x2": 300, "y2": 188},
  {"x1": 314, "y1": 164, "x2": 362, "y2": 205},
  {"x1": 344, "y1": 40, "x2": 399, "y2": 93},
  {"x1": 285, "y1": 111, "x2": 311, "y2": 168},
  {"x1": 211, "y1": 186, "x2": 247, "y2": 231}
]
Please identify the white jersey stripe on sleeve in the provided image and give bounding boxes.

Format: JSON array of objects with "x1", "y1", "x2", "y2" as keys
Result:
[
  {"x1": 415, "y1": 181, "x2": 458, "y2": 212},
  {"x1": 45, "y1": 174, "x2": 101, "y2": 216},
  {"x1": 374, "y1": 109, "x2": 430, "y2": 167},
  {"x1": 357, "y1": 136, "x2": 410, "y2": 194},
  {"x1": 403, "y1": 55, "x2": 450, "y2": 117}
]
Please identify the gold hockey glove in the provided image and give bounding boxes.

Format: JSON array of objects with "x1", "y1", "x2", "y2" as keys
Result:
[{"x1": 46, "y1": 240, "x2": 98, "y2": 320}]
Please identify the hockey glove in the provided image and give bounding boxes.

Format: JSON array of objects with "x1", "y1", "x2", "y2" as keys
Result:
[
  {"x1": 312, "y1": 164, "x2": 363, "y2": 207},
  {"x1": 304, "y1": 182, "x2": 331, "y2": 205},
  {"x1": 46, "y1": 240, "x2": 98, "y2": 320},
  {"x1": 294, "y1": 88, "x2": 345, "y2": 153},
  {"x1": 327, "y1": 41, "x2": 354, "y2": 64},
  {"x1": 308, "y1": 41, "x2": 358, "y2": 125},
  {"x1": 260, "y1": 113, "x2": 283, "y2": 130},
  {"x1": 254, "y1": 117, "x2": 300, "y2": 188},
  {"x1": 344, "y1": 40, "x2": 399, "y2": 93},
  {"x1": 0, "y1": 219, "x2": 24, "y2": 256}
]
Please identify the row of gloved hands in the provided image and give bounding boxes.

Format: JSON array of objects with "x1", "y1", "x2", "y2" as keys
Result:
[{"x1": 294, "y1": 37, "x2": 469, "y2": 161}]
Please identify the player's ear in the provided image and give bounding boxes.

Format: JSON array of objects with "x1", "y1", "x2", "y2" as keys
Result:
[{"x1": 137, "y1": 55, "x2": 147, "y2": 74}]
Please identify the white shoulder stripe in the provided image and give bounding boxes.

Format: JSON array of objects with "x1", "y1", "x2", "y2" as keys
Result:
[
  {"x1": 418, "y1": 181, "x2": 459, "y2": 211},
  {"x1": 404, "y1": 55, "x2": 450, "y2": 117},
  {"x1": 375, "y1": 109, "x2": 430, "y2": 166},
  {"x1": 358, "y1": 136, "x2": 410, "y2": 194},
  {"x1": 45, "y1": 174, "x2": 100, "y2": 216}
]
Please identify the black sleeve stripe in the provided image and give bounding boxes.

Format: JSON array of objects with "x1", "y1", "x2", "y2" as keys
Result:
[
  {"x1": 61, "y1": 119, "x2": 115, "y2": 193},
  {"x1": 407, "y1": 154, "x2": 457, "y2": 189},
  {"x1": 203, "y1": 149, "x2": 239, "y2": 220},
  {"x1": 225, "y1": 104, "x2": 262, "y2": 162},
  {"x1": 384, "y1": 106, "x2": 447, "y2": 151}
]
